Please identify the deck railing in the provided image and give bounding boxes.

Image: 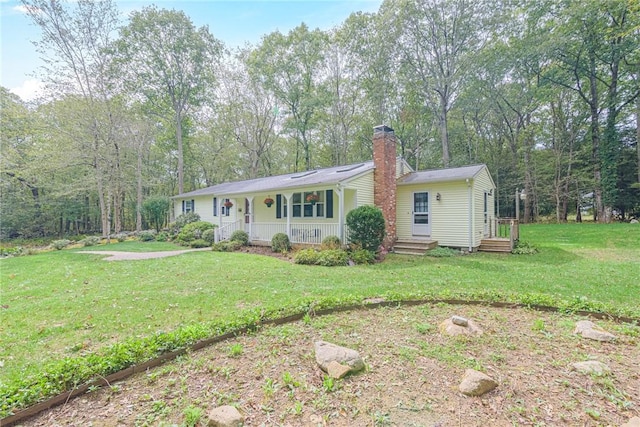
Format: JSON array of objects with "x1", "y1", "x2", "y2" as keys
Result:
[
  {"x1": 490, "y1": 217, "x2": 519, "y2": 247},
  {"x1": 214, "y1": 219, "x2": 244, "y2": 243}
]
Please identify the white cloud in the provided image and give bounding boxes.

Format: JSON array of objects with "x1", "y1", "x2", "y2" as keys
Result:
[{"x1": 11, "y1": 79, "x2": 45, "y2": 102}]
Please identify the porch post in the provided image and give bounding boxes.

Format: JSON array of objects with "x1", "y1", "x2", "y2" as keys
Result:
[
  {"x1": 247, "y1": 196, "x2": 254, "y2": 242},
  {"x1": 336, "y1": 185, "x2": 344, "y2": 243},
  {"x1": 283, "y1": 193, "x2": 292, "y2": 239}
]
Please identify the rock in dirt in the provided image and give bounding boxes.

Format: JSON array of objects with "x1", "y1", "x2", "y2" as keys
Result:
[
  {"x1": 327, "y1": 360, "x2": 352, "y2": 379},
  {"x1": 459, "y1": 369, "x2": 498, "y2": 396},
  {"x1": 573, "y1": 320, "x2": 616, "y2": 342},
  {"x1": 451, "y1": 315, "x2": 469, "y2": 327},
  {"x1": 621, "y1": 417, "x2": 640, "y2": 427},
  {"x1": 314, "y1": 341, "x2": 364, "y2": 372},
  {"x1": 207, "y1": 405, "x2": 244, "y2": 427},
  {"x1": 439, "y1": 317, "x2": 483, "y2": 336},
  {"x1": 572, "y1": 360, "x2": 610, "y2": 375}
]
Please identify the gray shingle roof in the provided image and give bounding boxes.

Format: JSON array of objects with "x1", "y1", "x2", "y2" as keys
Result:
[
  {"x1": 173, "y1": 161, "x2": 374, "y2": 198},
  {"x1": 398, "y1": 164, "x2": 486, "y2": 185}
]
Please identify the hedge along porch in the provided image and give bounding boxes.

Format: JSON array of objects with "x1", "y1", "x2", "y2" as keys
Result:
[{"x1": 172, "y1": 125, "x2": 502, "y2": 251}]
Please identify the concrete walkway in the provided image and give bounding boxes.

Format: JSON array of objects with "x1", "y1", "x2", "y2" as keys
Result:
[{"x1": 78, "y1": 248, "x2": 210, "y2": 261}]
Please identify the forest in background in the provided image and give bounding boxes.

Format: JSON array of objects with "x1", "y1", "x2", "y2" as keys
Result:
[{"x1": 1, "y1": 0, "x2": 639, "y2": 239}]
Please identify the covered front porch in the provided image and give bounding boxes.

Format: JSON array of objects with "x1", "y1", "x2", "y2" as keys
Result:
[{"x1": 215, "y1": 219, "x2": 341, "y2": 246}]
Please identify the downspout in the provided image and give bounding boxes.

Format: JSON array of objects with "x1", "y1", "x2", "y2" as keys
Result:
[
  {"x1": 336, "y1": 183, "x2": 344, "y2": 243},
  {"x1": 467, "y1": 179, "x2": 472, "y2": 252}
]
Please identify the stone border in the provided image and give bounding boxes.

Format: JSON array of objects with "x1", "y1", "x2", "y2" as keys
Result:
[{"x1": 3, "y1": 298, "x2": 638, "y2": 426}]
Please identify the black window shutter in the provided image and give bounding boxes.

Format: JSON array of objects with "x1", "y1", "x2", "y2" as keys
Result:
[
  {"x1": 192, "y1": 199, "x2": 195, "y2": 212},
  {"x1": 326, "y1": 190, "x2": 333, "y2": 218},
  {"x1": 276, "y1": 194, "x2": 282, "y2": 219},
  {"x1": 213, "y1": 197, "x2": 217, "y2": 216},
  {"x1": 182, "y1": 200, "x2": 185, "y2": 213}
]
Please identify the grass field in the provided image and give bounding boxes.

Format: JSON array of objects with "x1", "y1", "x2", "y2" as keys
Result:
[{"x1": 1, "y1": 223, "x2": 639, "y2": 416}]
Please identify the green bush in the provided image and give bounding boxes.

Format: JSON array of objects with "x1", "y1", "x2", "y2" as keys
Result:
[
  {"x1": 317, "y1": 249, "x2": 349, "y2": 266},
  {"x1": 512, "y1": 240, "x2": 539, "y2": 255},
  {"x1": 113, "y1": 232, "x2": 129, "y2": 242},
  {"x1": 168, "y1": 212, "x2": 201, "y2": 235},
  {"x1": 346, "y1": 205, "x2": 385, "y2": 252},
  {"x1": 138, "y1": 230, "x2": 156, "y2": 242},
  {"x1": 271, "y1": 233, "x2": 291, "y2": 252},
  {"x1": 189, "y1": 239, "x2": 210, "y2": 248},
  {"x1": 155, "y1": 231, "x2": 170, "y2": 242},
  {"x1": 294, "y1": 248, "x2": 320, "y2": 265},
  {"x1": 321, "y1": 235, "x2": 342, "y2": 250},
  {"x1": 51, "y1": 239, "x2": 72, "y2": 250},
  {"x1": 230, "y1": 230, "x2": 249, "y2": 246},
  {"x1": 202, "y1": 229, "x2": 216, "y2": 245},
  {"x1": 350, "y1": 248, "x2": 375, "y2": 264},
  {"x1": 0, "y1": 246, "x2": 24, "y2": 258},
  {"x1": 176, "y1": 221, "x2": 214, "y2": 245},
  {"x1": 426, "y1": 246, "x2": 460, "y2": 257},
  {"x1": 211, "y1": 240, "x2": 243, "y2": 252},
  {"x1": 80, "y1": 236, "x2": 101, "y2": 247}
]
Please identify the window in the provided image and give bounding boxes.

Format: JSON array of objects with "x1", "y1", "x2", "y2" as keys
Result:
[
  {"x1": 213, "y1": 197, "x2": 230, "y2": 217},
  {"x1": 276, "y1": 191, "x2": 333, "y2": 219},
  {"x1": 182, "y1": 199, "x2": 195, "y2": 213}
]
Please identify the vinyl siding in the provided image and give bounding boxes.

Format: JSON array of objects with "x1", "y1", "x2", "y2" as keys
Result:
[
  {"x1": 471, "y1": 168, "x2": 495, "y2": 247},
  {"x1": 397, "y1": 182, "x2": 471, "y2": 247},
  {"x1": 345, "y1": 172, "x2": 374, "y2": 207}
]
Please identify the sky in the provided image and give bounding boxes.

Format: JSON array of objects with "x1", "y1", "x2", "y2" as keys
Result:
[{"x1": 0, "y1": 0, "x2": 382, "y2": 101}]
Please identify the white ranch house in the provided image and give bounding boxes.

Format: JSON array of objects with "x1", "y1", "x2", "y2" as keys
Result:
[{"x1": 173, "y1": 126, "x2": 516, "y2": 253}]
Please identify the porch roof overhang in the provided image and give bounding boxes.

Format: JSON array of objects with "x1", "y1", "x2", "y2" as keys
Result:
[{"x1": 172, "y1": 161, "x2": 374, "y2": 199}]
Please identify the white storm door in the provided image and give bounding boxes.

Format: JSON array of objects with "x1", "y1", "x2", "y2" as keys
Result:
[{"x1": 412, "y1": 191, "x2": 430, "y2": 236}]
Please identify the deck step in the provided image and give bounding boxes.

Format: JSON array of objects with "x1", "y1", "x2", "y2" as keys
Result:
[
  {"x1": 478, "y1": 238, "x2": 512, "y2": 253},
  {"x1": 393, "y1": 240, "x2": 438, "y2": 255}
]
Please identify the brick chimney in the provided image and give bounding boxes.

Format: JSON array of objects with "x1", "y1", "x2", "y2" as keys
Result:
[{"x1": 373, "y1": 125, "x2": 397, "y2": 250}]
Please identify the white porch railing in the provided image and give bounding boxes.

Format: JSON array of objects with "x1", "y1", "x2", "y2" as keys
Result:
[
  {"x1": 251, "y1": 222, "x2": 340, "y2": 245},
  {"x1": 215, "y1": 219, "x2": 244, "y2": 243}
]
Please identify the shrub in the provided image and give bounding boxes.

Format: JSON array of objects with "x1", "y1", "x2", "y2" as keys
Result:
[
  {"x1": 155, "y1": 231, "x2": 170, "y2": 242},
  {"x1": 317, "y1": 249, "x2": 349, "y2": 266},
  {"x1": 230, "y1": 230, "x2": 249, "y2": 246},
  {"x1": 346, "y1": 205, "x2": 385, "y2": 252},
  {"x1": 321, "y1": 235, "x2": 342, "y2": 250},
  {"x1": 176, "y1": 221, "x2": 214, "y2": 245},
  {"x1": 0, "y1": 246, "x2": 24, "y2": 258},
  {"x1": 294, "y1": 248, "x2": 320, "y2": 265},
  {"x1": 512, "y1": 240, "x2": 539, "y2": 255},
  {"x1": 211, "y1": 240, "x2": 243, "y2": 252},
  {"x1": 426, "y1": 246, "x2": 460, "y2": 257},
  {"x1": 271, "y1": 233, "x2": 291, "y2": 252},
  {"x1": 138, "y1": 230, "x2": 156, "y2": 242},
  {"x1": 51, "y1": 239, "x2": 72, "y2": 250},
  {"x1": 113, "y1": 232, "x2": 129, "y2": 242},
  {"x1": 350, "y1": 248, "x2": 375, "y2": 264},
  {"x1": 80, "y1": 236, "x2": 101, "y2": 247},
  {"x1": 202, "y1": 229, "x2": 216, "y2": 245},
  {"x1": 168, "y1": 212, "x2": 201, "y2": 235},
  {"x1": 189, "y1": 239, "x2": 210, "y2": 248}
]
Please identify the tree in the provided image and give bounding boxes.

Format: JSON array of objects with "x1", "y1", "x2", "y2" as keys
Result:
[
  {"x1": 248, "y1": 24, "x2": 327, "y2": 171},
  {"x1": 115, "y1": 6, "x2": 223, "y2": 194},
  {"x1": 142, "y1": 196, "x2": 170, "y2": 231}
]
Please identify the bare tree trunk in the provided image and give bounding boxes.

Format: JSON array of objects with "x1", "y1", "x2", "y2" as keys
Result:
[
  {"x1": 136, "y1": 145, "x2": 143, "y2": 232},
  {"x1": 176, "y1": 114, "x2": 184, "y2": 194},
  {"x1": 439, "y1": 94, "x2": 450, "y2": 167}
]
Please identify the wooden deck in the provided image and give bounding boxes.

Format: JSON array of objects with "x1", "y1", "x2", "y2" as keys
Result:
[
  {"x1": 478, "y1": 238, "x2": 512, "y2": 253},
  {"x1": 478, "y1": 218, "x2": 519, "y2": 253}
]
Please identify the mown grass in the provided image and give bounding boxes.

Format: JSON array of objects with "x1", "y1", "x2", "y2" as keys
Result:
[{"x1": 0, "y1": 223, "x2": 638, "y2": 416}]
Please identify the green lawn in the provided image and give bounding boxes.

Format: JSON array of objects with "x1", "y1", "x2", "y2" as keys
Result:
[{"x1": 1, "y1": 223, "x2": 639, "y2": 415}]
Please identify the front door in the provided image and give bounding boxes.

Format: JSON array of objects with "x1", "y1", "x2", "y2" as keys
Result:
[{"x1": 412, "y1": 191, "x2": 430, "y2": 236}]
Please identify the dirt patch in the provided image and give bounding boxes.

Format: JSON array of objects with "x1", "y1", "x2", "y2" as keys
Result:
[{"x1": 22, "y1": 304, "x2": 640, "y2": 426}]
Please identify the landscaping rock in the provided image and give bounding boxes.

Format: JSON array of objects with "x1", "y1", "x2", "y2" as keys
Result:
[
  {"x1": 327, "y1": 360, "x2": 352, "y2": 379},
  {"x1": 572, "y1": 360, "x2": 610, "y2": 375},
  {"x1": 314, "y1": 341, "x2": 365, "y2": 372},
  {"x1": 451, "y1": 315, "x2": 469, "y2": 327},
  {"x1": 630, "y1": 219, "x2": 638, "y2": 224},
  {"x1": 459, "y1": 369, "x2": 498, "y2": 396},
  {"x1": 439, "y1": 317, "x2": 483, "y2": 336},
  {"x1": 573, "y1": 320, "x2": 616, "y2": 342},
  {"x1": 621, "y1": 416, "x2": 640, "y2": 427},
  {"x1": 207, "y1": 405, "x2": 244, "y2": 427}
]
